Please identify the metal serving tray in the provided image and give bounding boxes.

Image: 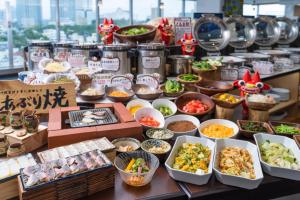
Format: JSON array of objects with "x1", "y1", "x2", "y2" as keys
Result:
[{"x1": 68, "y1": 108, "x2": 118, "y2": 128}]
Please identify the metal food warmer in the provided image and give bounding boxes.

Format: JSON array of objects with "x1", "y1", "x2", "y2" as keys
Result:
[
  {"x1": 253, "y1": 16, "x2": 289, "y2": 58},
  {"x1": 193, "y1": 15, "x2": 246, "y2": 81},
  {"x1": 193, "y1": 14, "x2": 231, "y2": 55},
  {"x1": 275, "y1": 17, "x2": 300, "y2": 63},
  {"x1": 226, "y1": 16, "x2": 270, "y2": 64}
]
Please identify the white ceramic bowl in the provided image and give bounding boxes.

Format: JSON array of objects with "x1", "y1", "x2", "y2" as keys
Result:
[
  {"x1": 152, "y1": 99, "x2": 177, "y2": 118},
  {"x1": 199, "y1": 119, "x2": 239, "y2": 141},
  {"x1": 213, "y1": 139, "x2": 264, "y2": 189},
  {"x1": 165, "y1": 135, "x2": 215, "y2": 185},
  {"x1": 254, "y1": 133, "x2": 300, "y2": 181},
  {"x1": 135, "y1": 107, "x2": 165, "y2": 129},
  {"x1": 164, "y1": 115, "x2": 200, "y2": 138},
  {"x1": 126, "y1": 99, "x2": 153, "y2": 116}
]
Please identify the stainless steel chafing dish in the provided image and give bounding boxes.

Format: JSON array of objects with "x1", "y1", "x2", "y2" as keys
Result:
[
  {"x1": 225, "y1": 15, "x2": 257, "y2": 49},
  {"x1": 253, "y1": 16, "x2": 281, "y2": 47},
  {"x1": 193, "y1": 14, "x2": 231, "y2": 52}
]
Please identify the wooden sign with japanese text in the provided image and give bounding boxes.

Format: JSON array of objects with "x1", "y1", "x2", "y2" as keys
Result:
[{"x1": 0, "y1": 80, "x2": 76, "y2": 114}]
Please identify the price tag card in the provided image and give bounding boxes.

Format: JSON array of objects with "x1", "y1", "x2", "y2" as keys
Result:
[
  {"x1": 88, "y1": 59, "x2": 102, "y2": 73},
  {"x1": 30, "y1": 48, "x2": 50, "y2": 63},
  {"x1": 92, "y1": 73, "x2": 113, "y2": 88},
  {"x1": 68, "y1": 53, "x2": 87, "y2": 68},
  {"x1": 136, "y1": 74, "x2": 160, "y2": 88},
  {"x1": 110, "y1": 74, "x2": 134, "y2": 90},
  {"x1": 101, "y1": 58, "x2": 120, "y2": 72},
  {"x1": 142, "y1": 57, "x2": 161, "y2": 69}
]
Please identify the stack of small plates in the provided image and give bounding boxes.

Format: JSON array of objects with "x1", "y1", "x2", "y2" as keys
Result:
[
  {"x1": 266, "y1": 93, "x2": 281, "y2": 103},
  {"x1": 270, "y1": 88, "x2": 290, "y2": 101}
]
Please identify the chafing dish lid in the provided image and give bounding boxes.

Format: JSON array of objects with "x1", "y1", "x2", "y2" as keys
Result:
[
  {"x1": 193, "y1": 15, "x2": 230, "y2": 51},
  {"x1": 253, "y1": 16, "x2": 281, "y2": 46},
  {"x1": 276, "y1": 17, "x2": 299, "y2": 45},
  {"x1": 225, "y1": 16, "x2": 256, "y2": 49}
]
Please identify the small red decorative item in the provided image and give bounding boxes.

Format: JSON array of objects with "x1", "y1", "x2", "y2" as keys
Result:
[
  {"x1": 179, "y1": 33, "x2": 197, "y2": 56},
  {"x1": 98, "y1": 18, "x2": 120, "y2": 44},
  {"x1": 157, "y1": 18, "x2": 173, "y2": 46},
  {"x1": 233, "y1": 70, "x2": 270, "y2": 118}
]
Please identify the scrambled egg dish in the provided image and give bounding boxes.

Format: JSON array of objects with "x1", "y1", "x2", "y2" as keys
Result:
[
  {"x1": 219, "y1": 147, "x2": 256, "y2": 179},
  {"x1": 173, "y1": 143, "x2": 211, "y2": 174}
]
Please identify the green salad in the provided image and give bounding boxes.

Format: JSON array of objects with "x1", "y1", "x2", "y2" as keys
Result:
[
  {"x1": 121, "y1": 27, "x2": 149, "y2": 36},
  {"x1": 192, "y1": 59, "x2": 222, "y2": 70},
  {"x1": 165, "y1": 80, "x2": 183, "y2": 93},
  {"x1": 274, "y1": 124, "x2": 300, "y2": 135},
  {"x1": 259, "y1": 140, "x2": 300, "y2": 170},
  {"x1": 179, "y1": 74, "x2": 199, "y2": 82},
  {"x1": 156, "y1": 105, "x2": 173, "y2": 116},
  {"x1": 192, "y1": 61, "x2": 214, "y2": 70}
]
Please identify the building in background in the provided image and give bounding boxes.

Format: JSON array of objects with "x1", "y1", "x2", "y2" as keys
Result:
[
  {"x1": 75, "y1": 0, "x2": 95, "y2": 25},
  {"x1": 16, "y1": 0, "x2": 42, "y2": 27},
  {"x1": 50, "y1": 0, "x2": 76, "y2": 25}
]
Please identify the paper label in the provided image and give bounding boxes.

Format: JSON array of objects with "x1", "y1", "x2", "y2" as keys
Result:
[
  {"x1": 142, "y1": 57, "x2": 161, "y2": 69},
  {"x1": 68, "y1": 54, "x2": 86, "y2": 68},
  {"x1": 88, "y1": 60, "x2": 102, "y2": 72},
  {"x1": 136, "y1": 74, "x2": 160, "y2": 88},
  {"x1": 110, "y1": 74, "x2": 134, "y2": 90},
  {"x1": 101, "y1": 58, "x2": 120, "y2": 71},
  {"x1": 30, "y1": 49, "x2": 50, "y2": 63}
]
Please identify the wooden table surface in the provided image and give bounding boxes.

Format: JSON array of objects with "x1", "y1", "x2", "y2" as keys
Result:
[
  {"x1": 86, "y1": 166, "x2": 186, "y2": 200},
  {"x1": 84, "y1": 167, "x2": 300, "y2": 200}
]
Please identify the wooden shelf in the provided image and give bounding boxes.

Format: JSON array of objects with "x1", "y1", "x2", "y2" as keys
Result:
[{"x1": 269, "y1": 100, "x2": 298, "y2": 114}]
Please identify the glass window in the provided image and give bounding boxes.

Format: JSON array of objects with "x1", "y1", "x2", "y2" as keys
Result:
[
  {"x1": 133, "y1": 0, "x2": 157, "y2": 24},
  {"x1": 185, "y1": 0, "x2": 196, "y2": 18},
  {"x1": 161, "y1": 0, "x2": 182, "y2": 18},
  {"x1": 258, "y1": 4, "x2": 285, "y2": 17},
  {"x1": 0, "y1": 1, "x2": 10, "y2": 70},
  {"x1": 59, "y1": 0, "x2": 97, "y2": 43},
  {"x1": 243, "y1": 4, "x2": 258, "y2": 17},
  {"x1": 99, "y1": 0, "x2": 130, "y2": 27}
]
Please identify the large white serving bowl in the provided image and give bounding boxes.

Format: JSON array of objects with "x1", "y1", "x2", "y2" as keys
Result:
[
  {"x1": 213, "y1": 138, "x2": 264, "y2": 189},
  {"x1": 126, "y1": 99, "x2": 153, "y2": 116},
  {"x1": 254, "y1": 133, "x2": 300, "y2": 181},
  {"x1": 199, "y1": 119, "x2": 239, "y2": 141},
  {"x1": 135, "y1": 107, "x2": 165, "y2": 129},
  {"x1": 165, "y1": 135, "x2": 215, "y2": 185},
  {"x1": 164, "y1": 115, "x2": 200, "y2": 138},
  {"x1": 152, "y1": 99, "x2": 177, "y2": 118}
]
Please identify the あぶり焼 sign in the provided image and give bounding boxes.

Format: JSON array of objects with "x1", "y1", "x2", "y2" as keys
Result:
[{"x1": 0, "y1": 80, "x2": 76, "y2": 114}]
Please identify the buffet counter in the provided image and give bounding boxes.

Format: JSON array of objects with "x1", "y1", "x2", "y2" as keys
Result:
[
  {"x1": 84, "y1": 167, "x2": 300, "y2": 200},
  {"x1": 77, "y1": 66, "x2": 300, "y2": 119}
]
